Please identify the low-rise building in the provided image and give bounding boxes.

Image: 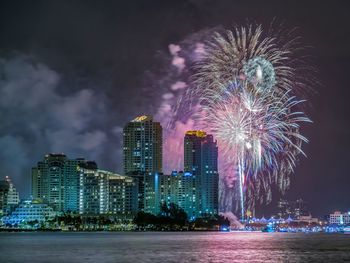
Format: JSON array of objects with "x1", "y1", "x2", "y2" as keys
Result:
[
  {"x1": 329, "y1": 211, "x2": 350, "y2": 225},
  {"x1": 293, "y1": 215, "x2": 319, "y2": 224},
  {"x1": 1, "y1": 199, "x2": 57, "y2": 226},
  {"x1": 0, "y1": 176, "x2": 20, "y2": 216}
]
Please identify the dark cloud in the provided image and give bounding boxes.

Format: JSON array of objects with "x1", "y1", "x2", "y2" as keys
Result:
[{"x1": 0, "y1": 54, "x2": 122, "y2": 195}]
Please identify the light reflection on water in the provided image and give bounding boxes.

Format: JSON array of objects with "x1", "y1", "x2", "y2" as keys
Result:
[{"x1": 0, "y1": 232, "x2": 349, "y2": 262}]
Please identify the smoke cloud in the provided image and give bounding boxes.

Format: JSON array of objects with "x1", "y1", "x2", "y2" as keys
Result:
[
  {"x1": 153, "y1": 28, "x2": 224, "y2": 173},
  {"x1": 0, "y1": 55, "x2": 122, "y2": 196}
]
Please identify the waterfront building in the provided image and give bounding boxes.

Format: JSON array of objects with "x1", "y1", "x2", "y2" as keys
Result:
[
  {"x1": 329, "y1": 211, "x2": 350, "y2": 225},
  {"x1": 184, "y1": 131, "x2": 218, "y2": 216},
  {"x1": 157, "y1": 173, "x2": 173, "y2": 206},
  {"x1": 123, "y1": 115, "x2": 162, "y2": 212},
  {"x1": 78, "y1": 165, "x2": 138, "y2": 216},
  {"x1": 109, "y1": 174, "x2": 138, "y2": 216},
  {"x1": 293, "y1": 215, "x2": 319, "y2": 224},
  {"x1": 292, "y1": 198, "x2": 309, "y2": 218},
  {"x1": 127, "y1": 172, "x2": 145, "y2": 212},
  {"x1": 1, "y1": 199, "x2": 57, "y2": 226},
  {"x1": 277, "y1": 199, "x2": 292, "y2": 218},
  {"x1": 143, "y1": 173, "x2": 158, "y2": 214},
  {"x1": 123, "y1": 115, "x2": 162, "y2": 176},
  {"x1": 168, "y1": 171, "x2": 196, "y2": 219},
  {"x1": 0, "y1": 176, "x2": 20, "y2": 216},
  {"x1": 31, "y1": 153, "x2": 91, "y2": 212},
  {"x1": 79, "y1": 167, "x2": 109, "y2": 215},
  {"x1": 146, "y1": 171, "x2": 197, "y2": 219},
  {"x1": 275, "y1": 198, "x2": 310, "y2": 219}
]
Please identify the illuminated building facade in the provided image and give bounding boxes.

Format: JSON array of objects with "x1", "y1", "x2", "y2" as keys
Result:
[
  {"x1": 143, "y1": 173, "x2": 158, "y2": 214},
  {"x1": 0, "y1": 176, "x2": 20, "y2": 216},
  {"x1": 146, "y1": 171, "x2": 197, "y2": 218},
  {"x1": 277, "y1": 199, "x2": 292, "y2": 218},
  {"x1": 1, "y1": 199, "x2": 57, "y2": 226},
  {"x1": 123, "y1": 115, "x2": 162, "y2": 212},
  {"x1": 184, "y1": 131, "x2": 218, "y2": 216},
  {"x1": 79, "y1": 168, "x2": 109, "y2": 215},
  {"x1": 292, "y1": 198, "x2": 309, "y2": 218},
  {"x1": 109, "y1": 174, "x2": 138, "y2": 216},
  {"x1": 123, "y1": 115, "x2": 162, "y2": 175},
  {"x1": 161, "y1": 172, "x2": 197, "y2": 219},
  {"x1": 31, "y1": 154, "x2": 89, "y2": 212},
  {"x1": 329, "y1": 211, "x2": 350, "y2": 225},
  {"x1": 78, "y1": 166, "x2": 138, "y2": 216}
]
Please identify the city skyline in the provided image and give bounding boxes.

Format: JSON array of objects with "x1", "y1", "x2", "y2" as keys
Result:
[
  {"x1": 0, "y1": 114, "x2": 343, "y2": 219},
  {"x1": 1, "y1": 2, "x2": 350, "y2": 262},
  {"x1": 0, "y1": 0, "x2": 349, "y2": 217},
  {"x1": 1, "y1": 121, "x2": 222, "y2": 222}
]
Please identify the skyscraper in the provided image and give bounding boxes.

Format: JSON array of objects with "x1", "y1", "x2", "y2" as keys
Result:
[
  {"x1": 123, "y1": 115, "x2": 162, "y2": 212},
  {"x1": 123, "y1": 115, "x2": 162, "y2": 175},
  {"x1": 184, "y1": 131, "x2": 218, "y2": 216}
]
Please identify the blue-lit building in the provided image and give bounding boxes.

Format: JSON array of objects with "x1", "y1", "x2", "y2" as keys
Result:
[
  {"x1": 148, "y1": 171, "x2": 196, "y2": 218},
  {"x1": 1, "y1": 199, "x2": 57, "y2": 226},
  {"x1": 329, "y1": 211, "x2": 350, "y2": 225},
  {"x1": 167, "y1": 171, "x2": 196, "y2": 219},
  {"x1": 184, "y1": 131, "x2": 218, "y2": 216},
  {"x1": 31, "y1": 154, "x2": 92, "y2": 212}
]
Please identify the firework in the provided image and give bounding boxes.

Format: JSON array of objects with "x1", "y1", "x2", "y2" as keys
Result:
[{"x1": 187, "y1": 25, "x2": 311, "y2": 220}]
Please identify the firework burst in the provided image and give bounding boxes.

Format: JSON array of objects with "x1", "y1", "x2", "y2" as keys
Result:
[{"x1": 187, "y1": 24, "x2": 311, "y2": 219}]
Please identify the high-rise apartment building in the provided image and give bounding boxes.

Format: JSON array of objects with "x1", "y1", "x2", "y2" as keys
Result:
[
  {"x1": 123, "y1": 115, "x2": 162, "y2": 212},
  {"x1": 32, "y1": 154, "x2": 138, "y2": 216},
  {"x1": 184, "y1": 131, "x2": 218, "y2": 216},
  {"x1": 78, "y1": 163, "x2": 138, "y2": 216},
  {"x1": 79, "y1": 167, "x2": 109, "y2": 215},
  {"x1": 109, "y1": 174, "x2": 138, "y2": 216},
  {"x1": 123, "y1": 115, "x2": 162, "y2": 175},
  {"x1": 31, "y1": 154, "x2": 90, "y2": 212},
  {"x1": 157, "y1": 171, "x2": 197, "y2": 219}
]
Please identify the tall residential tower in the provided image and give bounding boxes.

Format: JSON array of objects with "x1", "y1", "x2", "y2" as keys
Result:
[
  {"x1": 123, "y1": 115, "x2": 162, "y2": 175},
  {"x1": 123, "y1": 115, "x2": 162, "y2": 212},
  {"x1": 184, "y1": 130, "x2": 218, "y2": 216}
]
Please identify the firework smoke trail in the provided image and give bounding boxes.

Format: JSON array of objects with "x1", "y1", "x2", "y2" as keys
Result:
[
  {"x1": 187, "y1": 25, "x2": 312, "y2": 220},
  {"x1": 153, "y1": 24, "x2": 311, "y2": 220}
]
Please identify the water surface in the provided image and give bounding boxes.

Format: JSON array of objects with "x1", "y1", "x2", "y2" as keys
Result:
[{"x1": 0, "y1": 232, "x2": 349, "y2": 262}]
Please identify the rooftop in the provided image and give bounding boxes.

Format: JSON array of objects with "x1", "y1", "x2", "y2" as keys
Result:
[
  {"x1": 185, "y1": 130, "x2": 207, "y2": 138},
  {"x1": 132, "y1": 115, "x2": 152, "y2": 122}
]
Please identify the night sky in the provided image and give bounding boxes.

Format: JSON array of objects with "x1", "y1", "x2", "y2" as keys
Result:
[{"x1": 0, "y1": 0, "x2": 349, "y2": 216}]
